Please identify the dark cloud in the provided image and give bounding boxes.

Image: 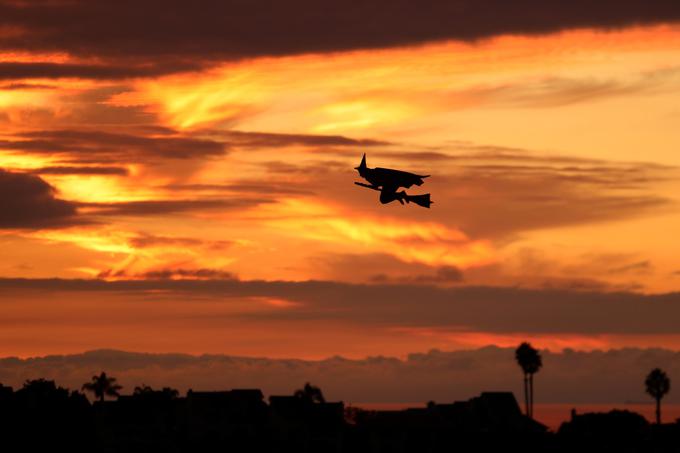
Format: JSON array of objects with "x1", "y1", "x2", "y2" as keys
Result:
[
  {"x1": 313, "y1": 252, "x2": 464, "y2": 285},
  {"x1": 412, "y1": 266, "x2": 464, "y2": 284},
  {"x1": 1, "y1": 278, "x2": 680, "y2": 335},
  {"x1": 57, "y1": 86, "x2": 156, "y2": 126},
  {"x1": 261, "y1": 161, "x2": 311, "y2": 174},
  {"x1": 0, "y1": 82, "x2": 54, "y2": 90},
  {"x1": 370, "y1": 266, "x2": 464, "y2": 284},
  {"x1": 0, "y1": 61, "x2": 203, "y2": 81},
  {"x1": 0, "y1": 130, "x2": 227, "y2": 160},
  {"x1": 2, "y1": 347, "x2": 680, "y2": 407},
  {"x1": 607, "y1": 261, "x2": 653, "y2": 274},
  {"x1": 128, "y1": 233, "x2": 234, "y2": 250},
  {"x1": 97, "y1": 268, "x2": 237, "y2": 280},
  {"x1": 165, "y1": 182, "x2": 314, "y2": 196},
  {"x1": 0, "y1": 169, "x2": 81, "y2": 228},
  {"x1": 0, "y1": 1, "x2": 679, "y2": 67},
  {"x1": 263, "y1": 160, "x2": 349, "y2": 175},
  {"x1": 81, "y1": 198, "x2": 269, "y2": 217},
  {"x1": 1, "y1": 129, "x2": 386, "y2": 163},
  {"x1": 32, "y1": 166, "x2": 129, "y2": 176}
]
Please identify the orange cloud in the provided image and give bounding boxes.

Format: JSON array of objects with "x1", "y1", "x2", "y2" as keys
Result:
[
  {"x1": 109, "y1": 25, "x2": 680, "y2": 135},
  {"x1": 258, "y1": 198, "x2": 496, "y2": 269}
]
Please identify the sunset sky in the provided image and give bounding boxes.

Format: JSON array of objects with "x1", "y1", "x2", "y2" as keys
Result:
[{"x1": 2, "y1": 1, "x2": 680, "y2": 360}]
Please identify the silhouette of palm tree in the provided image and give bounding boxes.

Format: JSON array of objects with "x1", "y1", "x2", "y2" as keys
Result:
[
  {"x1": 515, "y1": 342, "x2": 542, "y2": 419},
  {"x1": 81, "y1": 371, "x2": 122, "y2": 402},
  {"x1": 645, "y1": 368, "x2": 670, "y2": 424},
  {"x1": 294, "y1": 382, "x2": 325, "y2": 403}
]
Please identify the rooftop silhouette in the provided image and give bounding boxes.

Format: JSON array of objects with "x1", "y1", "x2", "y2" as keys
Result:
[{"x1": 0, "y1": 374, "x2": 678, "y2": 452}]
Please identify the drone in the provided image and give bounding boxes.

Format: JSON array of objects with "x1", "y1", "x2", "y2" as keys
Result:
[{"x1": 354, "y1": 154, "x2": 432, "y2": 208}]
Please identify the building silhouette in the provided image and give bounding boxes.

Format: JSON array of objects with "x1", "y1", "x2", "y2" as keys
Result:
[{"x1": 0, "y1": 379, "x2": 679, "y2": 452}]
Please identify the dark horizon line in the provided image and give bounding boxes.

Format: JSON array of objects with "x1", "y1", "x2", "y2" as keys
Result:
[
  {"x1": 3, "y1": 344, "x2": 680, "y2": 362},
  {"x1": 0, "y1": 276, "x2": 677, "y2": 295}
]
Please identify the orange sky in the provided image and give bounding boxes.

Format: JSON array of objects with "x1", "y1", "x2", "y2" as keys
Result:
[{"x1": 2, "y1": 8, "x2": 680, "y2": 358}]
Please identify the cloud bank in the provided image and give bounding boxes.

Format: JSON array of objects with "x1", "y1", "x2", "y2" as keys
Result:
[
  {"x1": 1, "y1": 278, "x2": 680, "y2": 335},
  {"x1": 2, "y1": 347, "x2": 679, "y2": 406},
  {"x1": 0, "y1": 169, "x2": 81, "y2": 228},
  {"x1": 1, "y1": 1, "x2": 679, "y2": 67}
]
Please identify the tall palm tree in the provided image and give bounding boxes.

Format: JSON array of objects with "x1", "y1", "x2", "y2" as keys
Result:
[
  {"x1": 645, "y1": 368, "x2": 670, "y2": 424},
  {"x1": 82, "y1": 371, "x2": 122, "y2": 402},
  {"x1": 294, "y1": 382, "x2": 325, "y2": 403},
  {"x1": 515, "y1": 342, "x2": 542, "y2": 419}
]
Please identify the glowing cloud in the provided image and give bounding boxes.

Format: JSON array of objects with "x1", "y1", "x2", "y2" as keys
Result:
[{"x1": 260, "y1": 199, "x2": 496, "y2": 269}]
